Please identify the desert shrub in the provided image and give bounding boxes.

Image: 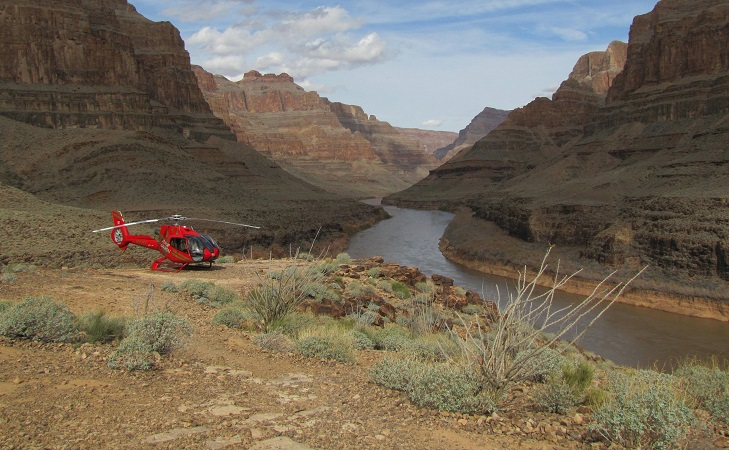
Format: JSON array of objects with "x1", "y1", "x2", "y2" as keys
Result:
[
  {"x1": 415, "y1": 280, "x2": 436, "y2": 293},
  {"x1": 124, "y1": 312, "x2": 191, "y2": 355},
  {"x1": 180, "y1": 279, "x2": 211, "y2": 297},
  {"x1": 373, "y1": 323, "x2": 412, "y2": 351},
  {"x1": 0, "y1": 297, "x2": 79, "y2": 343},
  {"x1": 406, "y1": 293, "x2": 441, "y2": 336},
  {"x1": 212, "y1": 307, "x2": 250, "y2": 329},
  {"x1": 448, "y1": 250, "x2": 643, "y2": 402},
  {"x1": 591, "y1": 370, "x2": 695, "y2": 449},
  {"x1": 370, "y1": 356, "x2": 424, "y2": 391},
  {"x1": 352, "y1": 329, "x2": 376, "y2": 350},
  {"x1": 335, "y1": 253, "x2": 352, "y2": 265},
  {"x1": 160, "y1": 281, "x2": 179, "y2": 293},
  {"x1": 344, "y1": 281, "x2": 375, "y2": 298},
  {"x1": 253, "y1": 332, "x2": 294, "y2": 353},
  {"x1": 348, "y1": 309, "x2": 378, "y2": 326},
  {"x1": 377, "y1": 279, "x2": 393, "y2": 293},
  {"x1": 366, "y1": 267, "x2": 381, "y2": 277},
  {"x1": 246, "y1": 259, "x2": 322, "y2": 332},
  {"x1": 391, "y1": 281, "x2": 411, "y2": 299},
  {"x1": 1, "y1": 273, "x2": 16, "y2": 284},
  {"x1": 461, "y1": 304, "x2": 484, "y2": 315},
  {"x1": 294, "y1": 334, "x2": 356, "y2": 364},
  {"x1": 406, "y1": 363, "x2": 490, "y2": 414},
  {"x1": 3, "y1": 263, "x2": 36, "y2": 274},
  {"x1": 535, "y1": 373, "x2": 580, "y2": 414},
  {"x1": 268, "y1": 312, "x2": 317, "y2": 338},
  {"x1": 206, "y1": 285, "x2": 238, "y2": 306},
  {"x1": 79, "y1": 310, "x2": 126, "y2": 343},
  {"x1": 515, "y1": 347, "x2": 567, "y2": 383},
  {"x1": 0, "y1": 300, "x2": 13, "y2": 314},
  {"x1": 403, "y1": 333, "x2": 459, "y2": 363},
  {"x1": 217, "y1": 255, "x2": 235, "y2": 264},
  {"x1": 302, "y1": 281, "x2": 339, "y2": 302},
  {"x1": 674, "y1": 363, "x2": 729, "y2": 423},
  {"x1": 108, "y1": 339, "x2": 159, "y2": 371}
]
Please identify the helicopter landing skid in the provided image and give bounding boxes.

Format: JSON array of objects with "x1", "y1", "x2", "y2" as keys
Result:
[{"x1": 151, "y1": 257, "x2": 189, "y2": 272}]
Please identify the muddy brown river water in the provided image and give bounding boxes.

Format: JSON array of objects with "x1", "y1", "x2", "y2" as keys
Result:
[{"x1": 348, "y1": 204, "x2": 729, "y2": 368}]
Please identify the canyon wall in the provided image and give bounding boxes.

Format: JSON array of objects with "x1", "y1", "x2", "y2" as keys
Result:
[
  {"x1": 194, "y1": 67, "x2": 439, "y2": 198},
  {"x1": 387, "y1": 0, "x2": 729, "y2": 299},
  {"x1": 0, "y1": 0, "x2": 232, "y2": 141},
  {"x1": 433, "y1": 107, "x2": 510, "y2": 161}
]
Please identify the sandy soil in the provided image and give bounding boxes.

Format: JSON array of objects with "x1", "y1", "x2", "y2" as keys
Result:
[{"x1": 0, "y1": 262, "x2": 604, "y2": 450}]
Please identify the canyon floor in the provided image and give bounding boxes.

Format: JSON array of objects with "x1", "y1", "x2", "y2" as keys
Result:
[{"x1": 0, "y1": 262, "x2": 614, "y2": 450}]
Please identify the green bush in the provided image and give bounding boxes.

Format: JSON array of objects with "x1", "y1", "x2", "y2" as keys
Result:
[
  {"x1": 0, "y1": 300, "x2": 13, "y2": 314},
  {"x1": 268, "y1": 312, "x2": 317, "y2": 338},
  {"x1": 513, "y1": 347, "x2": 566, "y2": 382},
  {"x1": 406, "y1": 363, "x2": 489, "y2": 414},
  {"x1": 180, "y1": 280, "x2": 238, "y2": 306},
  {"x1": 108, "y1": 338, "x2": 159, "y2": 371},
  {"x1": 212, "y1": 307, "x2": 250, "y2": 329},
  {"x1": 352, "y1": 329, "x2": 376, "y2": 350},
  {"x1": 591, "y1": 370, "x2": 695, "y2": 449},
  {"x1": 79, "y1": 310, "x2": 126, "y2": 343},
  {"x1": 674, "y1": 363, "x2": 729, "y2": 424},
  {"x1": 295, "y1": 330, "x2": 355, "y2": 363},
  {"x1": 160, "y1": 281, "x2": 179, "y2": 293},
  {"x1": 377, "y1": 279, "x2": 393, "y2": 293},
  {"x1": 391, "y1": 281, "x2": 411, "y2": 299},
  {"x1": 124, "y1": 312, "x2": 191, "y2": 355},
  {"x1": 217, "y1": 255, "x2": 236, "y2": 264},
  {"x1": 373, "y1": 324, "x2": 412, "y2": 351},
  {"x1": 370, "y1": 357, "x2": 424, "y2": 391},
  {"x1": 335, "y1": 253, "x2": 352, "y2": 265},
  {"x1": 0, "y1": 297, "x2": 79, "y2": 342},
  {"x1": 366, "y1": 267, "x2": 381, "y2": 277},
  {"x1": 344, "y1": 281, "x2": 375, "y2": 298},
  {"x1": 403, "y1": 333, "x2": 458, "y2": 363},
  {"x1": 302, "y1": 281, "x2": 340, "y2": 302},
  {"x1": 461, "y1": 304, "x2": 484, "y2": 315},
  {"x1": 1, "y1": 273, "x2": 16, "y2": 284},
  {"x1": 253, "y1": 332, "x2": 294, "y2": 353}
]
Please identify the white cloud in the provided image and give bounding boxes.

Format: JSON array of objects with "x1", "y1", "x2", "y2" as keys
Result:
[
  {"x1": 185, "y1": 5, "x2": 392, "y2": 81},
  {"x1": 422, "y1": 119, "x2": 443, "y2": 128}
]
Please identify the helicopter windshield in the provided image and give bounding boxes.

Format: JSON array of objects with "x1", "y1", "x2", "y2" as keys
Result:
[{"x1": 187, "y1": 235, "x2": 219, "y2": 262}]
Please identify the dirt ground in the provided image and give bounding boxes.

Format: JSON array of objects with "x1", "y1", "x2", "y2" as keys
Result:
[{"x1": 0, "y1": 262, "x2": 607, "y2": 449}]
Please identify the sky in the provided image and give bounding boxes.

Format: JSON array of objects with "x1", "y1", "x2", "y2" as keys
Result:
[{"x1": 131, "y1": 0, "x2": 659, "y2": 132}]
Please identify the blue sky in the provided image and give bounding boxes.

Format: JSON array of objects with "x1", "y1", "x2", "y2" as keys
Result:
[{"x1": 132, "y1": 0, "x2": 658, "y2": 132}]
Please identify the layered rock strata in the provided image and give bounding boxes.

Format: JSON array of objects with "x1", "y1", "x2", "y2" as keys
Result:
[
  {"x1": 433, "y1": 107, "x2": 510, "y2": 161},
  {"x1": 387, "y1": 0, "x2": 729, "y2": 306},
  {"x1": 0, "y1": 0, "x2": 232, "y2": 141},
  {"x1": 194, "y1": 67, "x2": 439, "y2": 198}
]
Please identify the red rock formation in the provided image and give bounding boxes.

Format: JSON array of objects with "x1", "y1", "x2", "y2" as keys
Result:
[
  {"x1": 194, "y1": 66, "x2": 439, "y2": 197},
  {"x1": 394, "y1": 128, "x2": 458, "y2": 155},
  {"x1": 434, "y1": 107, "x2": 511, "y2": 161},
  {"x1": 0, "y1": 0, "x2": 232, "y2": 141}
]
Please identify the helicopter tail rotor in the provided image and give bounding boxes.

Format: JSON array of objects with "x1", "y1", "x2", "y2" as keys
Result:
[{"x1": 109, "y1": 211, "x2": 131, "y2": 250}]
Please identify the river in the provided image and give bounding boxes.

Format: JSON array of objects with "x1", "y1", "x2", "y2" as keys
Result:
[{"x1": 347, "y1": 204, "x2": 729, "y2": 368}]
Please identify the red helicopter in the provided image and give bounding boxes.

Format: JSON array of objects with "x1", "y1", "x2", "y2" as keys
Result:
[{"x1": 92, "y1": 211, "x2": 259, "y2": 272}]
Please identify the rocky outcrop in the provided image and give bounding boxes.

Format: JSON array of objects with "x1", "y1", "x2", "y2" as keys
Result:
[
  {"x1": 433, "y1": 107, "x2": 510, "y2": 161},
  {"x1": 387, "y1": 0, "x2": 729, "y2": 303},
  {"x1": 394, "y1": 128, "x2": 458, "y2": 156},
  {"x1": 0, "y1": 0, "x2": 233, "y2": 141},
  {"x1": 193, "y1": 66, "x2": 439, "y2": 198}
]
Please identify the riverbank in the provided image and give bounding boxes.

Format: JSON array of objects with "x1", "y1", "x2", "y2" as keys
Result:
[{"x1": 440, "y1": 238, "x2": 729, "y2": 323}]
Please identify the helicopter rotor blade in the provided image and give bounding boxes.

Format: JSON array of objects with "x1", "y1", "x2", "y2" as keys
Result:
[
  {"x1": 177, "y1": 217, "x2": 261, "y2": 229},
  {"x1": 91, "y1": 218, "x2": 161, "y2": 233}
]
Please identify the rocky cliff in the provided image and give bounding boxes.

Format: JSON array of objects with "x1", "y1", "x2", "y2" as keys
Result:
[
  {"x1": 387, "y1": 0, "x2": 729, "y2": 306},
  {"x1": 394, "y1": 128, "x2": 458, "y2": 156},
  {"x1": 433, "y1": 107, "x2": 510, "y2": 161},
  {"x1": 0, "y1": 0, "x2": 232, "y2": 141},
  {"x1": 0, "y1": 0, "x2": 383, "y2": 264},
  {"x1": 194, "y1": 67, "x2": 439, "y2": 198}
]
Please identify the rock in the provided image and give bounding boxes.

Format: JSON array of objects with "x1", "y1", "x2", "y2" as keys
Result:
[
  {"x1": 193, "y1": 65, "x2": 438, "y2": 198},
  {"x1": 0, "y1": 0, "x2": 232, "y2": 142},
  {"x1": 388, "y1": 0, "x2": 729, "y2": 295},
  {"x1": 434, "y1": 107, "x2": 511, "y2": 161}
]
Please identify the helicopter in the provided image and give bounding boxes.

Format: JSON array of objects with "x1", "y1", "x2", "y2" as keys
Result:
[{"x1": 92, "y1": 211, "x2": 259, "y2": 272}]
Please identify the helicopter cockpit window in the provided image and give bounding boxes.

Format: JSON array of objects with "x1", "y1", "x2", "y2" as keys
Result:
[
  {"x1": 188, "y1": 238, "x2": 204, "y2": 262},
  {"x1": 170, "y1": 238, "x2": 187, "y2": 252},
  {"x1": 199, "y1": 235, "x2": 218, "y2": 251}
]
